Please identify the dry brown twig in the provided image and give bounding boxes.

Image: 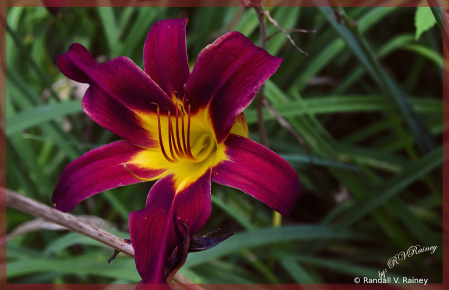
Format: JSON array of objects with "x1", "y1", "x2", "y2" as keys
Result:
[
  {"x1": 262, "y1": 98, "x2": 312, "y2": 163},
  {"x1": 267, "y1": 27, "x2": 316, "y2": 42},
  {"x1": 262, "y1": 9, "x2": 310, "y2": 56},
  {"x1": 253, "y1": 6, "x2": 311, "y2": 160},
  {"x1": 4, "y1": 188, "x2": 202, "y2": 289},
  {"x1": 5, "y1": 215, "x2": 115, "y2": 242}
]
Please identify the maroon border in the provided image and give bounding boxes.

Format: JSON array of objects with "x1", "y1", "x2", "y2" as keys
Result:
[
  {"x1": 1, "y1": 0, "x2": 447, "y2": 290},
  {"x1": 3, "y1": 0, "x2": 449, "y2": 8},
  {"x1": 2, "y1": 283, "x2": 449, "y2": 290},
  {"x1": 1, "y1": 0, "x2": 8, "y2": 287},
  {"x1": 441, "y1": 10, "x2": 449, "y2": 290}
]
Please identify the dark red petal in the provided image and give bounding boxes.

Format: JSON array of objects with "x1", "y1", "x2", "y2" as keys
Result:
[
  {"x1": 212, "y1": 134, "x2": 300, "y2": 216},
  {"x1": 52, "y1": 140, "x2": 166, "y2": 212},
  {"x1": 144, "y1": 18, "x2": 190, "y2": 99},
  {"x1": 57, "y1": 43, "x2": 175, "y2": 148},
  {"x1": 129, "y1": 169, "x2": 212, "y2": 283},
  {"x1": 82, "y1": 87, "x2": 158, "y2": 149},
  {"x1": 184, "y1": 32, "x2": 282, "y2": 143}
]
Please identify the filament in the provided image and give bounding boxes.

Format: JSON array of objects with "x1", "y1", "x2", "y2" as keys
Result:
[
  {"x1": 185, "y1": 101, "x2": 195, "y2": 160},
  {"x1": 151, "y1": 98, "x2": 197, "y2": 163},
  {"x1": 152, "y1": 102, "x2": 177, "y2": 163},
  {"x1": 174, "y1": 93, "x2": 186, "y2": 158},
  {"x1": 179, "y1": 104, "x2": 189, "y2": 160},
  {"x1": 166, "y1": 104, "x2": 180, "y2": 162}
]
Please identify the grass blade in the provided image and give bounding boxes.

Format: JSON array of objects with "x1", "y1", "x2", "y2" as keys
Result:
[
  {"x1": 6, "y1": 100, "x2": 82, "y2": 136},
  {"x1": 339, "y1": 146, "x2": 443, "y2": 227},
  {"x1": 185, "y1": 225, "x2": 367, "y2": 267}
]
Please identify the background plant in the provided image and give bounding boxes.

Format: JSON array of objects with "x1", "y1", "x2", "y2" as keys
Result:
[{"x1": 6, "y1": 6, "x2": 443, "y2": 284}]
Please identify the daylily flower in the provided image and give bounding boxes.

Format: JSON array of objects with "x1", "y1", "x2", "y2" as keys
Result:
[{"x1": 52, "y1": 18, "x2": 300, "y2": 284}]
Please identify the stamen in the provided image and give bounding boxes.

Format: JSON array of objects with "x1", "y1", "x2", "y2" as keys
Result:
[
  {"x1": 152, "y1": 103, "x2": 177, "y2": 163},
  {"x1": 166, "y1": 104, "x2": 180, "y2": 161},
  {"x1": 186, "y1": 101, "x2": 196, "y2": 160},
  {"x1": 123, "y1": 164, "x2": 153, "y2": 181},
  {"x1": 179, "y1": 104, "x2": 189, "y2": 160},
  {"x1": 151, "y1": 98, "x2": 200, "y2": 163},
  {"x1": 174, "y1": 94, "x2": 186, "y2": 159}
]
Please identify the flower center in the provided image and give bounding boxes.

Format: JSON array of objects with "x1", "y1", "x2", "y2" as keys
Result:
[
  {"x1": 153, "y1": 93, "x2": 214, "y2": 164},
  {"x1": 123, "y1": 93, "x2": 218, "y2": 183}
]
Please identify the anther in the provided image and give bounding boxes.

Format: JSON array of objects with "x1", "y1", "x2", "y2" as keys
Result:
[
  {"x1": 151, "y1": 102, "x2": 160, "y2": 110},
  {"x1": 179, "y1": 104, "x2": 185, "y2": 116}
]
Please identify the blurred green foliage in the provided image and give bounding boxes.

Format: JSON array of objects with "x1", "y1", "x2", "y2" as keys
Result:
[{"x1": 6, "y1": 6, "x2": 443, "y2": 284}]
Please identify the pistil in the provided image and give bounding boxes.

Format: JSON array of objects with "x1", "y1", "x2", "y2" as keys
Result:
[{"x1": 123, "y1": 164, "x2": 153, "y2": 181}]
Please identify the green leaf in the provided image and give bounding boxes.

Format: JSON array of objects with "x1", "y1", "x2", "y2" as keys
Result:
[
  {"x1": 274, "y1": 249, "x2": 320, "y2": 283},
  {"x1": 429, "y1": 6, "x2": 444, "y2": 33},
  {"x1": 244, "y1": 95, "x2": 441, "y2": 124},
  {"x1": 289, "y1": 7, "x2": 396, "y2": 93},
  {"x1": 318, "y1": 6, "x2": 435, "y2": 154},
  {"x1": 103, "y1": 191, "x2": 131, "y2": 220},
  {"x1": 292, "y1": 255, "x2": 402, "y2": 279},
  {"x1": 6, "y1": 100, "x2": 82, "y2": 136},
  {"x1": 280, "y1": 154, "x2": 360, "y2": 171},
  {"x1": 43, "y1": 233, "x2": 107, "y2": 256},
  {"x1": 97, "y1": 7, "x2": 122, "y2": 56},
  {"x1": 185, "y1": 225, "x2": 367, "y2": 267},
  {"x1": 402, "y1": 44, "x2": 442, "y2": 68},
  {"x1": 339, "y1": 146, "x2": 444, "y2": 227},
  {"x1": 120, "y1": 7, "x2": 165, "y2": 58},
  {"x1": 7, "y1": 251, "x2": 140, "y2": 282},
  {"x1": 415, "y1": 7, "x2": 437, "y2": 40},
  {"x1": 44, "y1": 230, "x2": 130, "y2": 256},
  {"x1": 211, "y1": 195, "x2": 257, "y2": 231}
]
